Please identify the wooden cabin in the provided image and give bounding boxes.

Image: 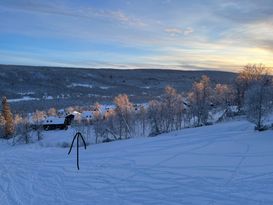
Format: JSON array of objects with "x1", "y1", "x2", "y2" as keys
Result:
[{"x1": 42, "y1": 114, "x2": 74, "y2": 131}]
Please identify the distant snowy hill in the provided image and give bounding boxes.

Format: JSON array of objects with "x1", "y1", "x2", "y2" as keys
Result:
[
  {"x1": 0, "y1": 120, "x2": 273, "y2": 204},
  {"x1": 0, "y1": 64, "x2": 236, "y2": 113}
]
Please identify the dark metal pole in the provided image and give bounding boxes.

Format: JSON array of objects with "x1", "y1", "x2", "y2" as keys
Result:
[
  {"x1": 68, "y1": 133, "x2": 77, "y2": 155},
  {"x1": 77, "y1": 133, "x2": 79, "y2": 170},
  {"x1": 68, "y1": 132, "x2": 87, "y2": 170}
]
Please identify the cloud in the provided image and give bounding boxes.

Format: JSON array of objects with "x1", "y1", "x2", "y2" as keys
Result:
[
  {"x1": 165, "y1": 27, "x2": 194, "y2": 36},
  {"x1": 102, "y1": 10, "x2": 146, "y2": 27},
  {"x1": 183, "y1": 27, "x2": 194, "y2": 36},
  {"x1": 0, "y1": 0, "x2": 147, "y2": 28},
  {"x1": 214, "y1": 0, "x2": 273, "y2": 24},
  {"x1": 165, "y1": 28, "x2": 183, "y2": 36}
]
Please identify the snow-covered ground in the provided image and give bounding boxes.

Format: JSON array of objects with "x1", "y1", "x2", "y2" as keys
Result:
[
  {"x1": 8, "y1": 96, "x2": 39, "y2": 103},
  {"x1": 0, "y1": 120, "x2": 273, "y2": 205},
  {"x1": 67, "y1": 83, "x2": 93, "y2": 88}
]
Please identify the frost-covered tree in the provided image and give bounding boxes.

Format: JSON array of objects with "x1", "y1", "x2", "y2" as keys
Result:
[
  {"x1": 235, "y1": 64, "x2": 269, "y2": 111},
  {"x1": 161, "y1": 86, "x2": 184, "y2": 131},
  {"x1": 162, "y1": 86, "x2": 176, "y2": 131},
  {"x1": 148, "y1": 86, "x2": 185, "y2": 135},
  {"x1": 47, "y1": 107, "x2": 57, "y2": 116},
  {"x1": 14, "y1": 116, "x2": 32, "y2": 144},
  {"x1": 148, "y1": 100, "x2": 162, "y2": 135},
  {"x1": 101, "y1": 108, "x2": 119, "y2": 142},
  {"x1": 245, "y1": 74, "x2": 273, "y2": 130},
  {"x1": 139, "y1": 105, "x2": 147, "y2": 136},
  {"x1": 93, "y1": 103, "x2": 103, "y2": 143},
  {"x1": 2, "y1": 96, "x2": 14, "y2": 138},
  {"x1": 234, "y1": 64, "x2": 273, "y2": 129},
  {"x1": 95, "y1": 95, "x2": 135, "y2": 142},
  {"x1": 13, "y1": 114, "x2": 24, "y2": 144},
  {"x1": 188, "y1": 75, "x2": 212, "y2": 126},
  {"x1": 14, "y1": 114, "x2": 23, "y2": 133},
  {"x1": 174, "y1": 94, "x2": 185, "y2": 130},
  {"x1": 32, "y1": 110, "x2": 46, "y2": 140},
  {"x1": 22, "y1": 117, "x2": 31, "y2": 144},
  {"x1": 114, "y1": 94, "x2": 134, "y2": 139},
  {"x1": 214, "y1": 84, "x2": 234, "y2": 108},
  {"x1": 65, "y1": 106, "x2": 74, "y2": 115}
]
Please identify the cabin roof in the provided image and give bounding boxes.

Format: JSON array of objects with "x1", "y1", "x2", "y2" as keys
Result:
[
  {"x1": 43, "y1": 116, "x2": 65, "y2": 125},
  {"x1": 72, "y1": 111, "x2": 81, "y2": 116}
]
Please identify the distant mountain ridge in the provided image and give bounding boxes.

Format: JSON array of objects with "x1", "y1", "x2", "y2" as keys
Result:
[{"x1": 0, "y1": 64, "x2": 236, "y2": 113}]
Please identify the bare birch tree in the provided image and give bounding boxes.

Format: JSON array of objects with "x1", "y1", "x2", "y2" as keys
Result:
[
  {"x1": 188, "y1": 75, "x2": 212, "y2": 126},
  {"x1": 244, "y1": 67, "x2": 273, "y2": 130}
]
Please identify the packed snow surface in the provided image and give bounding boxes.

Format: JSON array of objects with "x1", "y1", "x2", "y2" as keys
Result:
[{"x1": 0, "y1": 120, "x2": 273, "y2": 205}]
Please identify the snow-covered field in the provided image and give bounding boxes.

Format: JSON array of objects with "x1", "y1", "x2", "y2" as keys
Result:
[{"x1": 0, "y1": 120, "x2": 273, "y2": 205}]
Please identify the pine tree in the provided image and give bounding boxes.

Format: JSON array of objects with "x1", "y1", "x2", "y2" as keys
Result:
[{"x1": 2, "y1": 96, "x2": 14, "y2": 138}]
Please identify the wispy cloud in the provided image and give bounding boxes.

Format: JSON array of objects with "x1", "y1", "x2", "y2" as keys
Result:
[
  {"x1": 0, "y1": 0, "x2": 147, "y2": 28},
  {"x1": 215, "y1": 0, "x2": 273, "y2": 24},
  {"x1": 183, "y1": 27, "x2": 194, "y2": 36},
  {"x1": 165, "y1": 28, "x2": 183, "y2": 36},
  {"x1": 165, "y1": 27, "x2": 194, "y2": 37}
]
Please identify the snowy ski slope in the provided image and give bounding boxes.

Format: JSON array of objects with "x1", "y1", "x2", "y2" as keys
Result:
[{"x1": 0, "y1": 120, "x2": 273, "y2": 205}]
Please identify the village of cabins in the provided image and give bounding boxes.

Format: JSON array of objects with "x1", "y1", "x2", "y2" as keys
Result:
[{"x1": 33, "y1": 104, "x2": 143, "y2": 131}]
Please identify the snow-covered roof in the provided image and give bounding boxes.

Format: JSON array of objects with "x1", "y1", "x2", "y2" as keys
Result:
[
  {"x1": 98, "y1": 105, "x2": 115, "y2": 114},
  {"x1": 81, "y1": 111, "x2": 93, "y2": 119},
  {"x1": 43, "y1": 116, "x2": 65, "y2": 125},
  {"x1": 72, "y1": 111, "x2": 81, "y2": 116}
]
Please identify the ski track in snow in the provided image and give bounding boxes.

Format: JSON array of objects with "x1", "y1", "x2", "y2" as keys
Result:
[{"x1": 0, "y1": 120, "x2": 273, "y2": 205}]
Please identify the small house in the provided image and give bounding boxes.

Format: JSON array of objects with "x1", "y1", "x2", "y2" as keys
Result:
[
  {"x1": 42, "y1": 115, "x2": 74, "y2": 131},
  {"x1": 81, "y1": 111, "x2": 93, "y2": 121},
  {"x1": 57, "y1": 109, "x2": 66, "y2": 117}
]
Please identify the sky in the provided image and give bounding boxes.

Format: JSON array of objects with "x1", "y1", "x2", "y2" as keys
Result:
[{"x1": 0, "y1": 0, "x2": 273, "y2": 72}]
